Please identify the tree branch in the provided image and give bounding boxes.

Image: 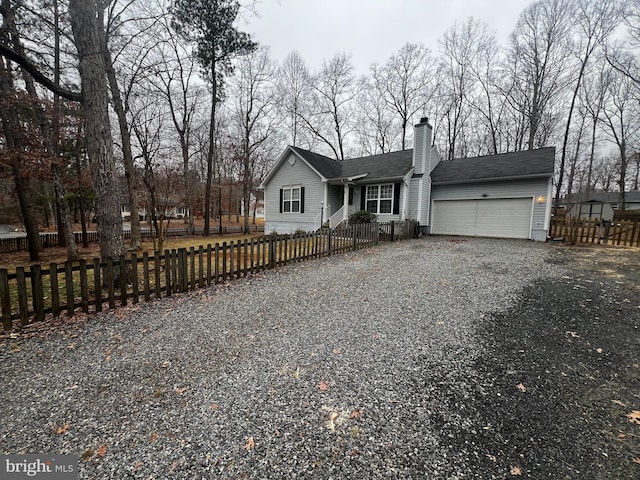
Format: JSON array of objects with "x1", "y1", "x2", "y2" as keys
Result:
[{"x1": 0, "y1": 42, "x2": 82, "y2": 102}]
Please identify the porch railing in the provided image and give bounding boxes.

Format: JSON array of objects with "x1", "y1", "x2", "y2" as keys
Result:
[{"x1": 329, "y1": 206, "x2": 345, "y2": 229}]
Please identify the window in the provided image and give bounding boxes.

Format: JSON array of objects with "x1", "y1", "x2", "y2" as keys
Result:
[
  {"x1": 366, "y1": 184, "x2": 393, "y2": 214},
  {"x1": 282, "y1": 186, "x2": 301, "y2": 213}
]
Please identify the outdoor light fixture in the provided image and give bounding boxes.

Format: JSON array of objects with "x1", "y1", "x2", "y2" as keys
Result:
[{"x1": 536, "y1": 196, "x2": 546, "y2": 204}]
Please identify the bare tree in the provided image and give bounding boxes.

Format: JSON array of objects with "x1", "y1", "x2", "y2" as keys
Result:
[
  {"x1": 372, "y1": 43, "x2": 435, "y2": 150},
  {"x1": 229, "y1": 46, "x2": 280, "y2": 234},
  {"x1": 600, "y1": 54, "x2": 640, "y2": 209},
  {"x1": 554, "y1": 0, "x2": 624, "y2": 216},
  {"x1": 504, "y1": 0, "x2": 573, "y2": 151},
  {"x1": 69, "y1": 0, "x2": 125, "y2": 261},
  {"x1": 438, "y1": 18, "x2": 494, "y2": 159},
  {"x1": 301, "y1": 53, "x2": 357, "y2": 160},
  {"x1": 276, "y1": 50, "x2": 313, "y2": 148},
  {"x1": 355, "y1": 73, "x2": 399, "y2": 155},
  {"x1": 150, "y1": 7, "x2": 204, "y2": 235}
]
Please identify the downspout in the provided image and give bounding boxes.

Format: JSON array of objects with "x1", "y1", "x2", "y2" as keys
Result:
[{"x1": 342, "y1": 179, "x2": 349, "y2": 223}]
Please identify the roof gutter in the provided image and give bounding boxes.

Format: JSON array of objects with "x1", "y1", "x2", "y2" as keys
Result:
[{"x1": 431, "y1": 173, "x2": 553, "y2": 186}]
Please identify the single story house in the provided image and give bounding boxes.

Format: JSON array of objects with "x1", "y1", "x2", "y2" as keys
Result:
[
  {"x1": 260, "y1": 118, "x2": 555, "y2": 241},
  {"x1": 565, "y1": 191, "x2": 640, "y2": 221}
]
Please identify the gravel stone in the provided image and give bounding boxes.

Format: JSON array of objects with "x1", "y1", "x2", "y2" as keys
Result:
[{"x1": 2, "y1": 237, "x2": 632, "y2": 479}]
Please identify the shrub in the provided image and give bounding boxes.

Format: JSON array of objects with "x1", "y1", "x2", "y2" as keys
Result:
[{"x1": 349, "y1": 210, "x2": 377, "y2": 224}]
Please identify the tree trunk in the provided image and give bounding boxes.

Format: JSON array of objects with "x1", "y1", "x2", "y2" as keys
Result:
[
  {"x1": 69, "y1": 0, "x2": 124, "y2": 261},
  {"x1": 100, "y1": 22, "x2": 141, "y2": 250},
  {"x1": 12, "y1": 164, "x2": 42, "y2": 261},
  {"x1": 204, "y1": 66, "x2": 217, "y2": 236},
  {"x1": 52, "y1": 164, "x2": 78, "y2": 259}
]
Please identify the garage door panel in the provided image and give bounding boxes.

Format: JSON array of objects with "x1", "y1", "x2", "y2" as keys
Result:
[{"x1": 432, "y1": 198, "x2": 532, "y2": 239}]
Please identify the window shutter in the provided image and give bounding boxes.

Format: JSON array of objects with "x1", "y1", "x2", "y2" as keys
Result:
[
  {"x1": 348, "y1": 186, "x2": 354, "y2": 205},
  {"x1": 300, "y1": 187, "x2": 305, "y2": 213},
  {"x1": 279, "y1": 189, "x2": 283, "y2": 213},
  {"x1": 360, "y1": 186, "x2": 366, "y2": 210},
  {"x1": 393, "y1": 183, "x2": 401, "y2": 215}
]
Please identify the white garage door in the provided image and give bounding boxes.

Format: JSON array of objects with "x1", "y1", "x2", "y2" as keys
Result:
[{"x1": 431, "y1": 198, "x2": 533, "y2": 239}]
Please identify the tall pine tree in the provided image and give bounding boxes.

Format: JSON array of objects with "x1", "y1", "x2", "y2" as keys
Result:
[{"x1": 171, "y1": 0, "x2": 256, "y2": 235}]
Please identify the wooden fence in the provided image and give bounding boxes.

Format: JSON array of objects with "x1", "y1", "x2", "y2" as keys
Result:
[
  {"x1": 0, "y1": 221, "x2": 417, "y2": 330},
  {"x1": 550, "y1": 218, "x2": 640, "y2": 247},
  {"x1": 0, "y1": 225, "x2": 264, "y2": 254}
]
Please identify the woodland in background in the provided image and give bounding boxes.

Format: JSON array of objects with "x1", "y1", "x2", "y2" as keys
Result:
[{"x1": 0, "y1": 0, "x2": 639, "y2": 261}]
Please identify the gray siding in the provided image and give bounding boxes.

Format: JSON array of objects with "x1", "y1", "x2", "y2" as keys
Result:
[
  {"x1": 431, "y1": 177, "x2": 551, "y2": 240},
  {"x1": 408, "y1": 178, "x2": 419, "y2": 220},
  {"x1": 264, "y1": 154, "x2": 324, "y2": 233},
  {"x1": 327, "y1": 185, "x2": 343, "y2": 216}
]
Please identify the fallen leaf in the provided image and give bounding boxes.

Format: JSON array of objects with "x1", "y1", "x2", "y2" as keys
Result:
[
  {"x1": 332, "y1": 348, "x2": 342, "y2": 355},
  {"x1": 566, "y1": 331, "x2": 580, "y2": 338},
  {"x1": 596, "y1": 348, "x2": 603, "y2": 354},
  {"x1": 626, "y1": 410, "x2": 640, "y2": 425},
  {"x1": 175, "y1": 387, "x2": 187, "y2": 395},
  {"x1": 516, "y1": 383, "x2": 527, "y2": 392},
  {"x1": 349, "y1": 409, "x2": 363, "y2": 419},
  {"x1": 318, "y1": 380, "x2": 329, "y2": 391},
  {"x1": 244, "y1": 436, "x2": 255, "y2": 451},
  {"x1": 633, "y1": 458, "x2": 640, "y2": 465},
  {"x1": 105, "y1": 347, "x2": 112, "y2": 362},
  {"x1": 132, "y1": 460, "x2": 143, "y2": 472},
  {"x1": 510, "y1": 465, "x2": 522, "y2": 476},
  {"x1": 96, "y1": 445, "x2": 107, "y2": 457},
  {"x1": 56, "y1": 423, "x2": 70, "y2": 434},
  {"x1": 81, "y1": 449, "x2": 94, "y2": 461},
  {"x1": 486, "y1": 454, "x2": 497, "y2": 462},
  {"x1": 612, "y1": 400, "x2": 626, "y2": 407},
  {"x1": 209, "y1": 403, "x2": 219, "y2": 411}
]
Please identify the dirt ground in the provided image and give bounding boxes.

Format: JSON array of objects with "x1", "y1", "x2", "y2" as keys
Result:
[{"x1": 435, "y1": 244, "x2": 640, "y2": 479}]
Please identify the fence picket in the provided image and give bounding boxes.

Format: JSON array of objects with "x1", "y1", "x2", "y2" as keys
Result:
[
  {"x1": 65, "y1": 262, "x2": 74, "y2": 316},
  {"x1": 1, "y1": 221, "x2": 418, "y2": 328},
  {"x1": 16, "y1": 267, "x2": 28, "y2": 326},
  {"x1": 93, "y1": 259, "x2": 102, "y2": 312},
  {"x1": 80, "y1": 260, "x2": 89, "y2": 313},
  {"x1": 50, "y1": 263, "x2": 60, "y2": 317}
]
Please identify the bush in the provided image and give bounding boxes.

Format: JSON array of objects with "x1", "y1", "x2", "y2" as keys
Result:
[{"x1": 349, "y1": 210, "x2": 377, "y2": 224}]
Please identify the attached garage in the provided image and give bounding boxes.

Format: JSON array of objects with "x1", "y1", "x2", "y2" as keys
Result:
[
  {"x1": 431, "y1": 198, "x2": 533, "y2": 239},
  {"x1": 429, "y1": 149, "x2": 556, "y2": 242}
]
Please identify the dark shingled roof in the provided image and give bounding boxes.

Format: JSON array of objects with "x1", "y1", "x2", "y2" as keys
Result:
[
  {"x1": 431, "y1": 147, "x2": 555, "y2": 184},
  {"x1": 337, "y1": 150, "x2": 413, "y2": 181},
  {"x1": 291, "y1": 147, "x2": 413, "y2": 183},
  {"x1": 289, "y1": 146, "x2": 342, "y2": 180}
]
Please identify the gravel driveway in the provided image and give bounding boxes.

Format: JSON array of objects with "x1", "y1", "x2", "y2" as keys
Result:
[{"x1": 1, "y1": 237, "x2": 637, "y2": 479}]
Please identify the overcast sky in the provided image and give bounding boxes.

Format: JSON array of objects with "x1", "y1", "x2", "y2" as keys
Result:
[{"x1": 243, "y1": 0, "x2": 535, "y2": 74}]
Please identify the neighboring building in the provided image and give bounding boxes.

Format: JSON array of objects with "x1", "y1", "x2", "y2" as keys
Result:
[
  {"x1": 260, "y1": 118, "x2": 555, "y2": 242},
  {"x1": 566, "y1": 191, "x2": 640, "y2": 221}
]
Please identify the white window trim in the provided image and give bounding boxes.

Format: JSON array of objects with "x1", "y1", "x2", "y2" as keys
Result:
[
  {"x1": 366, "y1": 184, "x2": 393, "y2": 214},
  {"x1": 283, "y1": 186, "x2": 301, "y2": 214}
]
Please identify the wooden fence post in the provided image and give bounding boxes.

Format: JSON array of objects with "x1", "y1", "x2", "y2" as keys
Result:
[
  {"x1": 327, "y1": 228, "x2": 332, "y2": 256},
  {"x1": 16, "y1": 267, "x2": 28, "y2": 326},
  {"x1": 93, "y1": 258, "x2": 102, "y2": 312},
  {"x1": 0, "y1": 269, "x2": 12, "y2": 330},
  {"x1": 65, "y1": 261, "x2": 75, "y2": 316},
  {"x1": 119, "y1": 255, "x2": 128, "y2": 306},
  {"x1": 79, "y1": 259, "x2": 89, "y2": 313},
  {"x1": 178, "y1": 248, "x2": 186, "y2": 293},
  {"x1": 50, "y1": 263, "x2": 60, "y2": 317}
]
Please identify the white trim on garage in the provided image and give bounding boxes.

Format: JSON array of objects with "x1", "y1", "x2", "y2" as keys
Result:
[{"x1": 431, "y1": 197, "x2": 534, "y2": 239}]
